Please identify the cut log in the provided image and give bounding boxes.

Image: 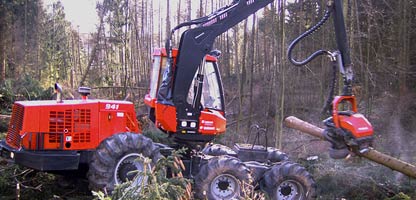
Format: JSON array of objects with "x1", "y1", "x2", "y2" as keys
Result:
[{"x1": 284, "y1": 116, "x2": 416, "y2": 179}]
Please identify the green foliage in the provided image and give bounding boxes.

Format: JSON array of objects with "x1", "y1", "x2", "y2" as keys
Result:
[
  {"x1": 0, "y1": 80, "x2": 15, "y2": 112},
  {"x1": 385, "y1": 192, "x2": 411, "y2": 200},
  {"x1": 40, "y1": 1, "x2": 73, "y2": 87},
  {"x1": 142, "y1": 128, "x2": 173, "y2": 146},
  {"x1": 93, "y1": 149, "x2": 191, "y2": 200},
  {"x1": 0, "y1": 75, "x2": 54, "y2": 110},
  {"x1": 310, "y1": 158, "x2": 416, "y2": 200},
  {"x1": 0, "y1": 118, "x2": 8, "y2": 134},
  {"x1": 0, "y1": 162, "x2": 17, "y2": 198},
  {"x1": 14, "y1": 75, "x2": 54, "y2": 100}
]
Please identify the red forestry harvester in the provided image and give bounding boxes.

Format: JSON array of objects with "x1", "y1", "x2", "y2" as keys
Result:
[{"x1": 0, "y1": 0, "x2": 323, "y2": 199}]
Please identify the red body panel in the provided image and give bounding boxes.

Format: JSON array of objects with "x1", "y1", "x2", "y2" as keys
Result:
[
  {"x1": 153, "y1": 48, "x2": 217, "y2": 62},
  {"x1": 155, "y1": 102, "x2": 177, "y2": 132},
  {"x1": 144, "y1": 94, "x2": 156, "y2": 108},
  {"x1": 199, "y1": 110, "x2": 226, "y2": 134},
  {"x1": 5, "y1": 100, "x2": 140, "y2": 151},
  {"x1": 339, "y1": 113, "x2": 373, "y2": 138},
  {"x1": 332, "y1": 95, "x2": 373, "y2": 139}
]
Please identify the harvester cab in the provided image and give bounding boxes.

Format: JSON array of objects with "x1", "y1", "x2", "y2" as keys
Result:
[
  {"x1": 144, "y1": 0, "x2": 277, "y2": 146},
  {"x1": 144, "y1": 48, "x2": 226, "y2": 144}
]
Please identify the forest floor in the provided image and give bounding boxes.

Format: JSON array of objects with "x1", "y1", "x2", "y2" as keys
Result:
[{"x1": 0, "y1": 152, "x2": 414, "y2": 200}]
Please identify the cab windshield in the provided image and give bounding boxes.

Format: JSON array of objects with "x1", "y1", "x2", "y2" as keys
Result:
[
  {"x1": 187, "y1": 61, "x2": 222, "y2": 110},
  {"x1": 149, "y1": 56, "x2": 167, "y2": 98}
]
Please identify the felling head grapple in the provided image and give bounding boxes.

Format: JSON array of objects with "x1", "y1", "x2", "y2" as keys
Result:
[{"x1": 287, "y1": 0, "x2": 374, "y2": 159}]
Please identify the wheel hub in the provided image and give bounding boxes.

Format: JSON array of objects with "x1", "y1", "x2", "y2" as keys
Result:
[
  {"x1": 210, "y1": 174, "x2": 239, "y2": 199},
  {"x1": 114, "y1": 153, "x2": 150, "y2": 186},
  {"x1": 280, "y1": 184, "x2": 293, "y2": 196},
  {"x1": 117, "y1": 159, "x2": 137, "y2": 182},
  {"x1": 277, "y1": 180, "x2": 304, "y2": 200}
]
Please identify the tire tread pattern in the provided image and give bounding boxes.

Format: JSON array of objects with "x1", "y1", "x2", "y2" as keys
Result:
[
  {"x1": 261, "y1": 161, "x2": 317, "y2": 200},
  {"x1": 87, "y1": 133, "x2": 161, "y2": 192},
  {"x1": 194, "y1": 156, "x2": 252, "y2": 200}
]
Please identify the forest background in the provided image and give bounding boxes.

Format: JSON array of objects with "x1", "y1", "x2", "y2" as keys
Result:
[{"x1": 0, "y1": 0, "x2": 415, "y2": 199}]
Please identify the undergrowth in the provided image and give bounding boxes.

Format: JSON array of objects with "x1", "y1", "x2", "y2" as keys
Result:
[{"x1": 303, "y1": 156, "x2": 416, "y2": 200}]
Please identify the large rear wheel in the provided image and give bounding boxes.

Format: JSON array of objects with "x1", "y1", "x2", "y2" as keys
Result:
[
  {"x1": 260, "y1": 161, "x2": 316, "y2": 200},
  {"x1": 193, "y1": 156, "x2": 252, "y2": 200},
  {"x1": 87, "y1": 133, "x2": 161, "y2": 193}
]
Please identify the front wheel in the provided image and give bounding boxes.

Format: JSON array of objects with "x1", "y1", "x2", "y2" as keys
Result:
[
  {"x1": 260, "y1": 161, "x2": 316, "y2": 200},
  {"x1": 193, "y1": 156, "x2": 252, "y2": 200},
  {"x1": 87, "y1": 133, "x2": 162, "y2": 193}
]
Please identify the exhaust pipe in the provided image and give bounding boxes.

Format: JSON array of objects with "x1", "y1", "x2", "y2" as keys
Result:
[{"x1": 54, "y1": 83, "x2": 63, "y2": 103}]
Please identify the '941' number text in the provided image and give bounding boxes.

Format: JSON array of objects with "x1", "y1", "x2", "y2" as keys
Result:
[{"x1": 105, "y1": 104, "x2": 119, "y2": 110}]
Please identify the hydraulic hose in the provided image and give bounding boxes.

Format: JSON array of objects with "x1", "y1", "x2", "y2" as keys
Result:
[
  {"x1": 322, "y1": 60, "x2": 338, "y2": 114},
  {"x1": 287, "y1": 8, "x2": 332, "y2": 66}
]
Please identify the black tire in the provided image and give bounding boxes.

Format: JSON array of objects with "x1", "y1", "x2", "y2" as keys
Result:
[
  {"x1": 194, "y1": 156, "x2": 252, "y2": 200},
  {"x1": 261, "y1": 161, "x2": 316, "y2": 200},
  {"x1": 87, "y1": 133, "x2": 162, "y2": 193},
  {"x1": 202, "y1": 143, "x2": 237, "y2": 156}
]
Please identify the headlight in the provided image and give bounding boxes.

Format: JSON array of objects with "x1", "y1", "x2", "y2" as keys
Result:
[{"x1": 190, "y1": 122, "x2": 197, "y2": 128}]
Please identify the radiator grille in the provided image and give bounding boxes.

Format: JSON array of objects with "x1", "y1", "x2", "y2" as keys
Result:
[
  {"x1": 48, "y1": 109, "x2": 91, "y2": 144},
  {"x1": 49, "y1": 110, "x2": 72, "y2": 143},
  {"x1": 6, "y1": 104, "x2": 25, "y2": 148},
  {"x1": 73, "y1": 109, "x2": 91, "y2": 143}
]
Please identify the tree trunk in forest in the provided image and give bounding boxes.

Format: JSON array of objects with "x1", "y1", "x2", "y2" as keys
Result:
[
  {"x1": 233, "y1": 25, "x2": 240, "y2": 140},
  {"x1": 276, "y1": 0, "x2": 286, "y2": 150},
  {"x1": 176, "y1": 0, "x2": 181, "y2": 44},
  {"x1": 398, "y1": 0, "x2": 410, "y2": 97},
  {"x1": 0, "y1": 39, "x2": 5, "y2": 81},
  {"x1": 187, "y1": 0, "x2": 192, "y2": 21},
  {"x1": 236, "y1": 20, "x2": 248, "y2": 138},
  {"x1": 265, "y1": 2, "x2": 276, "y2": 133},
  {"x1": 21, "y1": 0, "x2": 27, "y2": 75},
  {"x1": 123, "y1": 0, "x2": 129, "y2": 97},
  {"x1": 364, "y1": 0, "x2": 372, "y2": 116},
  {"x1": 166, "y1": 0, "x2": 171, "y2": 43},
  {"x1": 248, "y1": 14, "x2": 256, "y2": 128},
  {"x1": 199, "y1": 0, "x2": 203, "y2": 18},
  {"x1": 79, "y1": 9, "x2": 104, "y2": 86}
]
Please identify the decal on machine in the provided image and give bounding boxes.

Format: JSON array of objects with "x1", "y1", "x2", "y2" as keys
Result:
[{"x1": 105, "y1": 104, "x2": 120, "y2": 110}]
